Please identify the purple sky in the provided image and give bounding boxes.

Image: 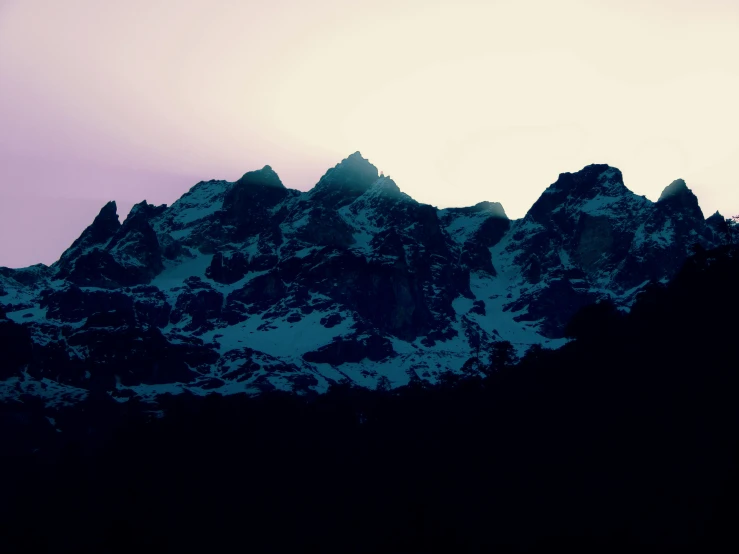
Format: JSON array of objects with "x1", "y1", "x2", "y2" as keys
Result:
[{"x1": 2, "y1": 0, "x2": 738, "y2": 268}]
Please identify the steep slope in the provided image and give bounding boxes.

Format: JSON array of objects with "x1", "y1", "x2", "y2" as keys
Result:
[
  {"x1": 0, "y1": 155, "x2": 725, "y2": 405},
  {"x1": 489, "y1": 165, "x2": 717, "y2": 337}
]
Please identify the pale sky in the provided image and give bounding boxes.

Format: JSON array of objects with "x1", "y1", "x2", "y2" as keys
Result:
[{"x1": 1, "y1": 0, "x2": 738, "y2": 267}]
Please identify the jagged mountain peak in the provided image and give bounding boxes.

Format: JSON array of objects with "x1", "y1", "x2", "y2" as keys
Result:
[
  {"x1": 128, "y1": 200, "x2": 167, "y2": 221},
  {"x1": 547, "y1": 164, "x2": 625, "y2": 196},
  {"x1": 235, "y1": 165, "x2": 285, "y2": 189},
  {"x1": 0, "y1": 154, "x2": 727, "y2": 405},
  {"x1": 327, "y1": 151, "x2": 377, "y2": 176},
  {"x1": 658, "y1": 178, "x2": 688, "y2": 201},
  {"x1": 656, "y1": 178, "x2": 704, "y2": 221},
  {"x1": 129, "y1": 200, "x2": 150, "y2": 217},
  {"x1": 526, "y1": 164, "x2": 631, "y2": 224},
  {"x1": 346, "y1": 150, "x2": 364, "y2": 159},
  {"x1": 53, "y1": 200, "x2": 121, "y2": 269},
  {"x1": 87, "y1": 200, "x2": 121, "y2": 236},
  {"x1": 309, "y1": 152, "x2": 380, "y2": 208},
  {"x1": 706, "y1": 210, "x2": 731, "y2": 240},
  {"x1": 221, "y1": 167, "x2": 293, "y2": 243},
  {"x1": 97, "y1": 200, "x2": 119, "y2": 219}
]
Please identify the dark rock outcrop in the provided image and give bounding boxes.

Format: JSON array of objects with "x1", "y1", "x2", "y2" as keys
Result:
[
  {"x1": 106, "y1": 200, "x2": 165, "y2": 281},
  {"x1": 170, "y1": 283, "x2": 223, "y2": 333},
  {"x1": 59, "y1": 201, "x2": 121, "y2": 258},
  {"x1": 206, "y1": 252, "x2": 250, "y2": 285},
  {"x1": 54, "y1": 200, "x2": 165, "y2": 288},
  {"x1": 494, "y1": 165, "x2": 720, "y2": 337},
  {"x1": 0, "y1": 318, "x2": 34, "y2": 378},
  {"x1": 41, "y1": 286, "x2": 135, "y2": 323},
  {"x1": 221, "y1": 166, "x2": 293, "y2": 242},
  {"x1": 303, "y1": 334, "x2": 395, "y2": 366},
  {"x1": 307, "y1": 152, "x2": 379, "y2": 209}
]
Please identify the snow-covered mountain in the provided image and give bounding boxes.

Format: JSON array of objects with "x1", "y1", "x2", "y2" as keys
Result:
[{"x1": 0, "y1": 153, "x2": 727, "y2": 405}]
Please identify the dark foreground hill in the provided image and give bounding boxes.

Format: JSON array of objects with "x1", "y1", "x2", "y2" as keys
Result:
[{"x1": 2, "y1": 244, "x2": 738, "y2": 552}]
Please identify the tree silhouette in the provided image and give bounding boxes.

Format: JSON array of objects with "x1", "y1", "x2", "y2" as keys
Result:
[
  {"x1": 460, "y1": 355, "x2": 482, "y2": 376},
  {"x1": 376, "y1": 375, "x2": 391, "y2": 392},
  {"x1": 487, "y1": 340, "x2": 517, "y2": 375}
]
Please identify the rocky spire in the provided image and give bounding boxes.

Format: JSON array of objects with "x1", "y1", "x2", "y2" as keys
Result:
[
  {"x1": 658, "y1": 179, "x2": 689, "y2": 201},
  {"x1": 107, "y1": 200, "x2": 164, "y2": 279},
  {"x1": 76, "y1": 201, "x2": 121, "y2": 246},
  {"x1": 222, "y1": 165, "x2": 292, "y2": 241},
  {"x1": 54, "y1": 201, "x2": 121, "y2": 269},
  {"x1": 309, "y1": 151, "x2": 380, "y2": 209},
  {"x1": 234, "y1": 165, "x2": 285, "y2": 189},
  {"x1": 657, "y1": 179, "x2": 704, "y2": 221},
  {"x1": 126, "y1": 200, "x2": 167, "y2": 221},
  {"x1": 706, "y1": 210, "x2": 731, "y2": 243}
]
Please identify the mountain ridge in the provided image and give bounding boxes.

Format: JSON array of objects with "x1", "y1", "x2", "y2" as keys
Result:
[{"x1": 0, "y1": 153, "x2": 732, "y2": 406}]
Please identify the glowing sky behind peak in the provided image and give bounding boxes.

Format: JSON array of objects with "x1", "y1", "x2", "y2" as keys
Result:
[{"x1": 1, "y1": 0, "x2": 738, "y2": 267}]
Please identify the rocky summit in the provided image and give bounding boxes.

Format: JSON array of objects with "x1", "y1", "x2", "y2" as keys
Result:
[{"x1": 0, "y1": 153, "x2": 728, "y2": 405}]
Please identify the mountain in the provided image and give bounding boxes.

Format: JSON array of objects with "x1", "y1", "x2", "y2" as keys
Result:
[{"x1": 0, "y1": 153, "x2": 729, "y2": 405}]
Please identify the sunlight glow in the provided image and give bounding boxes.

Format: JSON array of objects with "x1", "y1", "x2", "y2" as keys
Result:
[{"x1": 1, "y1": 0, "x2": 738, "y2": 266}]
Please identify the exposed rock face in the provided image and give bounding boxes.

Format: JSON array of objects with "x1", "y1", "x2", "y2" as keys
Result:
[
  {"x1": 106, "y1": 201, "x2": 165, "y2": 281},
  {"x1": 57, "y1": 201, "x2": 121, "y2": 267},
  {"x1": 303, "y1": 334, "x2": 395, "y2": 365},
  {"x1": 706, "y1": 211, "x2": 733, "y2": 244},
  {"x1": 439, "y1": 201, "x2": 511, "y2": 274},
  {"x1": 307, "y1": 151, "x2": 380, "y2": 209},
  {"x1": 222, "y1": 165, "x2": 293, "y2": 242},
  {"x1": 491, "y1": 165, "x2": 718, "y2": 337},
  {"x1": 170, "y1": 278, "x2": 224, "y2": 333},
  {"x1": 206, "y1": 252, "x2": 250, "y2": 285},
  {"x1": 0, "y1": 154, "x2": 724, "y2": 404},
  {"x1": 0, "y1": 318, "x2": 34, "y2": 378},
  {"x1": 40, "y1": 286, "x2": 135, "y2": 322},
  {"x1": 53, "y1": 200, "x2": 166, "y2": 288}
]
